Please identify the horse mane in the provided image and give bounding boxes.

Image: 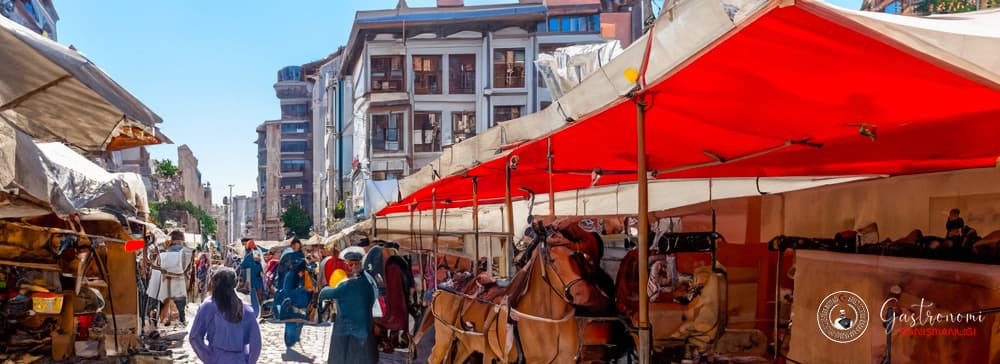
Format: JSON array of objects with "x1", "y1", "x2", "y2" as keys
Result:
[
  {"x1": 505, "y1": 250, "x2": 536, "y2": 308},
  {"x1": 515, "y1": 236, "x2": 542, "y2": 269},
  {"x1": 591, "y1": 231, "x2": 605, "y2": 262}
]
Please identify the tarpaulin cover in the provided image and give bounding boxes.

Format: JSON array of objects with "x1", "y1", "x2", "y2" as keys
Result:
[
  {"x1": 0, "y1": 15, "x2": 167, "y2": 152},
  {"x1": 380, "y1": 0, "x2": 1000, "y2": 216},
  {"x1": 0, "y1": 122, "x2": 147, "y2": 218}
]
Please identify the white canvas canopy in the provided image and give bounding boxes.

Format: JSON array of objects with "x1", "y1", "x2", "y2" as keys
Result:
[
  {"x1": 0, "y1": 15, "x2": 168, "y2": 152},
  {"x1": 375, "y1": 176, "x2": 876, "y2": 246}
]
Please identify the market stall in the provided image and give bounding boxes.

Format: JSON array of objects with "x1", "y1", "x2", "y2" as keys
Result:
[
  {"x1": 374, "y1": 1, "x2": 1000, "y2": 362},
  {"x1": 0, "y1": 123, "x2": 154, "y2": 360}
]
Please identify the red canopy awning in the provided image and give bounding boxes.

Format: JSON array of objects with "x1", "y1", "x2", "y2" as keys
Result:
[{"x1": 378, "y1": 2, "x2": 1000, "y2": 216}]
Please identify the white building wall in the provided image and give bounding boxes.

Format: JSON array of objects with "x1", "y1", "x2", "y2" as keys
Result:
[{"x1": 345, "y1": 22, "x2": 607, "y2": 217}]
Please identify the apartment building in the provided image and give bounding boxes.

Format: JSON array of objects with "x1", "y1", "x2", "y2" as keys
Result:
[
  {"x1": 256, "y1": 63, "x2": 326, "y2": 239},
  {"x1": 1, "y1": 0, "x2": 58, "y2": 40},
  {"x1": 338, "y1": 0, "x2": 634, "y2": 218},
  {"x1": 255, "y1": 121, "x2": 283, "y2": 240}
]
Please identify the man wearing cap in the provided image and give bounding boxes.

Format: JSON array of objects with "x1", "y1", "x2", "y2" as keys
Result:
[
  {"x1": 239, "y1": 238, "x2": 265, "y2": 316},
  {"x1": 321, "y1": 246, "x2": 377, "y2": 363}
]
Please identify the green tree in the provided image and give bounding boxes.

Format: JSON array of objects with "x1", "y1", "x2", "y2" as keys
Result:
[
  {"x1": 915, "y1": 0, "x2": 996, "y2": 14},
  {"x1": 282, "y1": 203, "x2": 312, "y2": 238},
  {"x1": 156, "y1": 159, "x2": 179, "y2": 178},
  {"x1": 150, "y1": 200, "x2": 217, "y2": 240}
]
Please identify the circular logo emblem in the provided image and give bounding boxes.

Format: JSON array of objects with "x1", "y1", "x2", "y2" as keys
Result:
[{"x1": 816, "y1": 290, "x2": 869, "y2": 343}]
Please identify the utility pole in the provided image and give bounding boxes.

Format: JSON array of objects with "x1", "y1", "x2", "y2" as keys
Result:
[{"x1": 228, "y1": 184, "x2": 234, "y2": 245}]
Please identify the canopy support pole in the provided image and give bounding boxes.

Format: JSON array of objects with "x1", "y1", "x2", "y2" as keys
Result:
[
  {"x1": 432, "y1": 190, "x2": 438, "y2": 288},
  {"x1": 502, "y1": 157, "x2": 515, "y2": 280},
  {"x1": 547, "y1": 138, "x2": 555, "y2": 221},
  {"x1": 0, "y1": 75, "x2": 72, "y2": 112},
  {"x1": 411, "y1": 207, "x2": 424, "y2": 295},
  {"x1": 635, "y1": 94, "x2": 652, "y2": 364},
  {"x1": 472, "y1": 177, "x2": 481, "y2": 276}
]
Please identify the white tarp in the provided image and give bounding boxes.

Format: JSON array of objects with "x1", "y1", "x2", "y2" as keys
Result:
[
  {"x1": 376, "y1": 176, "x2": 878, "y2": 246},
  {"x1": 0, "y1": 124, "x2": 148, "y2": 218},
  {"x1": 535, "y1": 41, "x2": 624, "y2": 100},
  {"x1": 37, "y1": 142, "x2": 144, "y2": 217},
  {"x1": 0, "y1": 118, "x2": 61, "y2": 218},
  {"x1": 395, "y1": 0, "x2": 1000, "y2": 203}
]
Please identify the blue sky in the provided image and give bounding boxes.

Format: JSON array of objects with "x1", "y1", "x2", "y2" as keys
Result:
[{"x1": 56, "y1": 0, "x2": 861, "y2": 203}]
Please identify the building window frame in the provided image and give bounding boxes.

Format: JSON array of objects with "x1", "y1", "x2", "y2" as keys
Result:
[
  {"x1": 493, "y1": 49, "x2": 526, "y2": 89},
  {"x1": 372, "y1": 170, "x2": 404, "y2": 181},
  {"x1": 413, "y1": 111, "x2": 442, "y2": 153},
  {"x1": 413, "y1": 55, "x2": 442, "y2": 95},
  {"x1": 280, "y1": 141, "x2": 309, "y2": 153},
  {"x1": 372, "y1": 112, "x2": 406, "y2": 153},
  {"x1": 492, "y1": 105, "x2": 524, "y2": 127},
  {"x1": 451, "y1": 111, "x2": 476, "y2": 144},
  {"x1": 448, "y1": 54, "x2": 476, "y2": 95},
  {"x1": 280, "y1": 159, "x2": 308, "y2": 172},
  {"x1": 370, "y1": 55, "x2": 406, "y2": 93}
]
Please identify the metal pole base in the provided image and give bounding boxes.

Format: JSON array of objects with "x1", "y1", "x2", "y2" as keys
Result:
[{"x1": 638, "y1": 327, "x2": 652, "y2": 364}]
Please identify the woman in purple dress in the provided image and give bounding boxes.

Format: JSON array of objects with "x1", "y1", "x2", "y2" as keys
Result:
[{"x1": 189, "y1": 267, "x2": 262, "y2": 363}]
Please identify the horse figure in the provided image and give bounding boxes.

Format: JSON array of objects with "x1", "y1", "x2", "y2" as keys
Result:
[{"x1": 420, "y1": 219, "x2": 626, "y2": 363}]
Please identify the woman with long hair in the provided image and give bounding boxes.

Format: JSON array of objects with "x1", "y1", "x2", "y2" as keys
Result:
[{"x1": 189, "y1": 267, "x2": 262, "y2": 363}]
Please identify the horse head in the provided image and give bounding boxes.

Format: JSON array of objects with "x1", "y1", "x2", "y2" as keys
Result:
[{"x1": 536, "y1": 219, "x2": 613, "y2": 313}]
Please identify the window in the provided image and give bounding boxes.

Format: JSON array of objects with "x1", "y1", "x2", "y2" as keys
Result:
[
  {"x1": 278, "y1": 66, "x2": 303, "y2": 81},
  {"x1": 540, "y1": 101, "x2": 552, "y2": 110},
  {"x1": 372, "y1": 170, "x2": 404, "y2": 181},
  {"x1": 373, "y1": 112, "x2": 405, "y2": 152},
  {"x1": 449, "y1": 54, "x2": 476, "y2": 94},
  {"x1": 451, "y1": 112, "x2": 476, "y2": 143},
  {"x1": 280, "y1": 141, "x2": 308, "y2": 153},
  {"x1": 276, "y1": 88, "x2": 308, "y2": 98},
  {"x1": 370, "y1": 55, "x2": 405, "y2": 92},
  {"x1": 281, "y1": 159, "x2": 307, "y2": 172},
  {"x1": 280, "y1": 123, "x2": 309, "y2": 134},
  {"x1": 280, "y1": 178, "x2": 305, "y2": 190},
  {"x1": 539, "y1": 15, "x2": 601, "y2": 33},
  {"x1": 281, "y1": 104, "x2": 309, "y2": 118},
  {"x1": 493, "y1": 49, "x2": 525, "y2": 88},
  {"x1": 413, "y1": 55, "x2": 442, "y2": 95},
  {"x1": 413, "y1": 112, "x2": 442, "y2": 153},
  {"x1": 493, "y1": 106, "x2": 524, "y2": 126}
]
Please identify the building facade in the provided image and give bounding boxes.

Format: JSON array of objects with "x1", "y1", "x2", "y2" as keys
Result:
[
  {"x1": 256, "y1": 120, "x2": 285, "y2": 240},
  {"x1": 338, "y1": 0, "x2": 631, "y2": 219},
  {"x1": 1, "y1": 0, "x2": 58, "y2": 40},
  {"x1": 177, "y1": 145, "x2": 212, "y2": 211},
  {"x1": 860, "y1": 0, "x2": 996, "y2": 14}
]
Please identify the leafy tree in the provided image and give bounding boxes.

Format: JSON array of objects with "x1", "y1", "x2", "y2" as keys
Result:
[
  {"x1": 915, "y1": 0, "x2": 996, "y2": 14},
  {"x1": 156, "y1": 159, "x2": 179, "y2": 178},
  {"x1": 282, "y1": 203, "x2": 312, "y2": 238},
  {"x1": 150, "y1": 200, "x2": 217, "y2": 240},
  {"x1": 334, "y1": 199, "x2": 346, "y2": 219}
]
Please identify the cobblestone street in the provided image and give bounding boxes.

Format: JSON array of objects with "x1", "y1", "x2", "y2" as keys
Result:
[{"x1": 154, "y1": 298, "x2": 413, "y2": 364}]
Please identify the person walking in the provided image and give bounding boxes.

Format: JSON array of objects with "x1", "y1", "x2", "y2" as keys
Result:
[
  {"x1": 239, "y1": 238, "x2": 265, "y2": 316},
  {"x1": 148, "y1": 230, "x2": 192, "y2": 326},
  {"x1": 320, "y1": 246, "x2": 377, "y2": 364},
  {"x1": 189, "y1": 267, "x2": 262, "y2": 364},
  {"x1": 275, "y1": 238, "x2": 310, "y2": 348}
]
